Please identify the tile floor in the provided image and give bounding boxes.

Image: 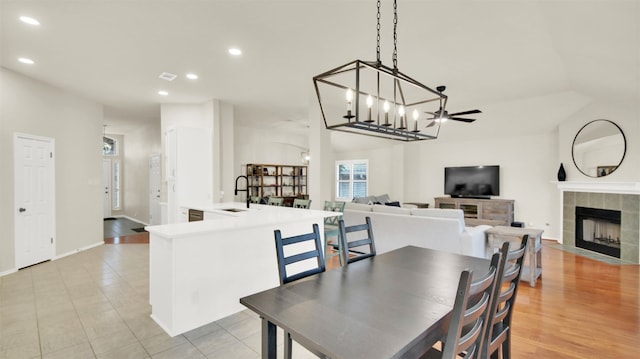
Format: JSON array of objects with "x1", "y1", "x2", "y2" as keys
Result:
[{"x1": 0, "y1": 244, "x2": 316, "y2": 359}]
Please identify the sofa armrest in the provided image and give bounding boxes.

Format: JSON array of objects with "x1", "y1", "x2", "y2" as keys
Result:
[{"x1": 460, "y1": 225, "x2": 492, "y2": 258}]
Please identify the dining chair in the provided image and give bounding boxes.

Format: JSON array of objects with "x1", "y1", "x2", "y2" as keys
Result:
[
  {"x1": 483, "y1": 235, "x2": 528, "y2": 359},
  {"x1": 267, "y1": 196, "x2": 284, "y2": 206},
  {"x1": 273, "y1": 223, "x2": 326, "y2": 358},
  {"x1": 421, "y1": 252, "x2": 501, "y2": 359},
  {"x1": 292, "y1": 198, "x2": 312, "y2": 209},
  {"x1": 323, "y1": 201, "x2": 346, "y2": 266},
  {"x1": 337, "y1": 216, "x2": 376, "y2": 265},
  {"x1": 273, "y1": 223, "x2": 326, "y2": 285},
  {"x1": 250, "y1": 196, "x2": 261, "y2": 204}
]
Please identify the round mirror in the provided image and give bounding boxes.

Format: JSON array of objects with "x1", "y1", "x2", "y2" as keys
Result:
[{"x1": 572, "y1": 119, "x2": 626, "y2": 178}]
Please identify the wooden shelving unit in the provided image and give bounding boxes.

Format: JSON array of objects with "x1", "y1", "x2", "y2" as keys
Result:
[{"x1": 246, "y1": 164, "x2": 308, "y2": 205}]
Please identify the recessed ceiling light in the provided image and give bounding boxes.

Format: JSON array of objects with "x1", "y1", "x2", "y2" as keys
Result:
[
  {"x1": 186, "y1": 73, "x2": 198, "y2": 80},
  {"x1": 158, "y1": 90, "x2": 168, "y2": 96},
  {"x1": 20, "y1": 16, "x2": 40, "y2": 26},
  {"x1": 228, "y1": 48, "x2": 242, "y2": 56},
  {"x1": 18, "y1": 57, "x2": 35, "y2": 65}
]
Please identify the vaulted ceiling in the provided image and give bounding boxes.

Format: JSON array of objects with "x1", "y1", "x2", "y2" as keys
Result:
[{"x1": 2, "y1": 1, "x2": 638, "y2": 147}]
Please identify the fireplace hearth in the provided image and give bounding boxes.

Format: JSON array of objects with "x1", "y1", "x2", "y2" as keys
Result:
[{"x1": 575, "y1": 206, "x2": 621, "y2": 258}]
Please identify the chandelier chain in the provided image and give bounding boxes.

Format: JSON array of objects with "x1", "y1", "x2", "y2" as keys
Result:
[
  {"x1": 376, "y1": 0, "x2": 381, "y2": 63},
  {"x1": 393, "y1": 0, "x2": 398, "y2": 70}
]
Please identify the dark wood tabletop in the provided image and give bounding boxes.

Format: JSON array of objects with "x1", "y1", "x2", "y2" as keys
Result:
[{"x1": 240, "y1": 245, "x2": 490, "y2": 359}]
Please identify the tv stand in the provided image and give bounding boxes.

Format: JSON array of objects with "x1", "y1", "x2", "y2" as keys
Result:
[
  {"x1": 435, "y1": 197, "x2": 514, "y2": 226},
  {"x1": 451, "y1": 195, "x2": 491, "y2": 200}
]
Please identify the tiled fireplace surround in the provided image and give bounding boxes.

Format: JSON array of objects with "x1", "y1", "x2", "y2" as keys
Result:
[{"x1": 561, "y1": 185, "x2": 640, "y2": 264}]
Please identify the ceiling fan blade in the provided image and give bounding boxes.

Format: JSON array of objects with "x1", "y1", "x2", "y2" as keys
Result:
[
  {"x1": 448, "y1": 109, "x2": 481, "y2": 117},
  {"x1": 449, "y1": 117, "x2": 476, "y2": 123},
  {"x1": 425, "y1": 120, "x2": 436, "y2": 128}
]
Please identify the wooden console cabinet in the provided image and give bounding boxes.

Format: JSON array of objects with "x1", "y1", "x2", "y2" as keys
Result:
[{"x1": 434, "y1": 197, "x2": 514, "y2": 226}]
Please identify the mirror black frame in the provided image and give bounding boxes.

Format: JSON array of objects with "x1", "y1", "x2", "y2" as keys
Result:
[{"x1": 572, "y1": 119, "x2": 626, "y2": 178}]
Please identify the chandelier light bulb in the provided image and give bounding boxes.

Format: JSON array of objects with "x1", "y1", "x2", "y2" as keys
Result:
[
  {"x1": 412, "y1": 109, "x2": 419, "y2": 121},
  {"x1": 383, "y1": 101, "x2": 390, "y2": 113},
  {"x1": 398, "y1": 105, "x2": 406, "y2": 129},
  {"x1": 345, "y1": 88, "x2": 354, "y2": 115},
  {"x1": 366, "y1": 95, "x2": 374, "y2": 122},
  {"x1": 345, "y1": 88, "x2": 353, "y2": 102}
]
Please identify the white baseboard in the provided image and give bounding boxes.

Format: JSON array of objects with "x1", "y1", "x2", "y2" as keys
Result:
[
  {"x1": 53, "y1": 241, "x2": 104, "y2": 261},
  {"x1": 1, "y1": 241, "x2": 105, "y2": 277}
]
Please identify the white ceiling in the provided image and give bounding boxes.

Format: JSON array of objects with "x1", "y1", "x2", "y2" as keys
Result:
[{"x1": 2, "y1": 1, "x2": 638, "y2": 145}]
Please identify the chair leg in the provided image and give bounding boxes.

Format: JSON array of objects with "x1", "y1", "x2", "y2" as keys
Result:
[
  {"x1": 324, "y1": 232, "x2": 343, "y2": 266},
  {"x1": 502, "y1": 333, "x2": 511, "y2": 359},
  {"x1": 284, "y1": 331, "x2": 292, "y2": 359}
]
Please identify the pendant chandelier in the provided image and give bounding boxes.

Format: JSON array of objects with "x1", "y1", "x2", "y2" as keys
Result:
[{"x1": 313, "y1": 0, "x2": 447, "y2": 141}]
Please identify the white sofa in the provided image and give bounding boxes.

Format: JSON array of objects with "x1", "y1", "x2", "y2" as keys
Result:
[{"x1": 342, "y1": 203, "x2": 491, "y2": 258}]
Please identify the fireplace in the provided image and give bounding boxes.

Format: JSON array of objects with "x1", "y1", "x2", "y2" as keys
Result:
[
  {"x1": 575, "y1": 206, "x2": 621, "y2": 258},
  {"x1": 560, "y1": 185, "x2": 640, "y2": 264}
]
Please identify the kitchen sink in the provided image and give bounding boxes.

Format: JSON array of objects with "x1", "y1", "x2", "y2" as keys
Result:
[{"x1": 221, "y1": 208, "x2": 247, "y2": 213}]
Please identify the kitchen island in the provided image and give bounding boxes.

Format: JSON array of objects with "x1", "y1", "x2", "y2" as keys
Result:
[{"x1": 145, "y1": 202, "x2": 338, "y2": 337}]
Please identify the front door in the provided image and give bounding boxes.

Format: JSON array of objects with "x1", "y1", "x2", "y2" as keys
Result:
[
  {"x1": 14, "y1": 134, "x2": 55, "y2": 269},
  {"x1": 149, "y1": 154, "x2": 162, "y2": 225},
  {"x1": 103, "y1": 159, "x2": 111, "y2": 218}
]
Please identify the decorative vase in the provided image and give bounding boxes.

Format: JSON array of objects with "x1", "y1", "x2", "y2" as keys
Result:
[{"x1": 557, "y1": 163, "x2": 567, "y2": 182}]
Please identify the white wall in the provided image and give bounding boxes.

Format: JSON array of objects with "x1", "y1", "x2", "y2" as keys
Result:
[
  {"x1": 120, "y1": 121, "x2": 161, "y2": 223},
  {"x1": 233, "y1": 125, "x2": 311, "y2": 202},
  {"x1": 337, "y1": 132, "x2": 561, "y2": 239},
  {"x1": 0, "y1": 68, "x2": 103, "y2": 273},
  {"x1": 558, "y1": 99, "x2": 640, "y2": 182}
]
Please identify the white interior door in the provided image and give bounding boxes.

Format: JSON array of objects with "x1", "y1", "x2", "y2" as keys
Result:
[
  {"x1": 14, "y1": 134, "x2": 55, "y2": 269},
  {"x1": 103, "y1": 159, "x2": 111, "y2": 218},
  {"x1": 149, "y1": 154, "x2": 162, "y2": 225}
]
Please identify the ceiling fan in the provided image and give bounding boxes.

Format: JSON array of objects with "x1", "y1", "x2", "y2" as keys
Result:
[{"x1": 425, "y1": 86, "x2": 481, "y2": 128}]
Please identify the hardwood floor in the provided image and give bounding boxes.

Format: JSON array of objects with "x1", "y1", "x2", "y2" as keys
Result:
[
  {"x1": 104, "y1": 233, "x2": 149, "y2": 244},
  {"x1": 507, "y1": 241, "x2": 640, "y2": 358}
]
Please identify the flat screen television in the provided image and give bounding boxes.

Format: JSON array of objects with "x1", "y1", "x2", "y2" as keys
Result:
[{"x1": 444, "y1": 165, "x2": 500, "y2": 198}]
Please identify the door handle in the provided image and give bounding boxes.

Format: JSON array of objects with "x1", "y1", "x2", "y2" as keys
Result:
[{"x1": 19, "y1": 208, "x2": 26, "y2": 213}]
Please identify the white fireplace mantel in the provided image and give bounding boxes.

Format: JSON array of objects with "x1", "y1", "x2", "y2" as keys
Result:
[{"x1": 556, "y1": 181, "x2": 640, "y2": 195}]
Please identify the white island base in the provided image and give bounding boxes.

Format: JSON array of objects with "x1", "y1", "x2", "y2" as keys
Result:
[{"x1": 146, "y1": 202, "x2": 337, "y2": 337}]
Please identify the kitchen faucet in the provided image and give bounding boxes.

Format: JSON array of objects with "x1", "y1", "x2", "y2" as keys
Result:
[{"x1": 234, "y1": 175, "x2": 250, "y2": 208}]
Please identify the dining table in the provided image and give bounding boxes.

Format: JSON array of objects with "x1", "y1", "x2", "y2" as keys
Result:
[{"x1": 240, "y1": 245, "x2": 491, "y2": 359}]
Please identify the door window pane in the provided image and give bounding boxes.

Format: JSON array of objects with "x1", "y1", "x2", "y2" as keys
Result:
[{"x1": 113, "y1": 161, "x2": 121, "y2": 210}]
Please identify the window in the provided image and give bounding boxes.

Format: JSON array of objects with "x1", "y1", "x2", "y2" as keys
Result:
[
  {"x1": 113, "y1": 161, "x2": 121, "y2": 210},
  {"x1": 336, "y1": 160, "x2": 368, "y2": 200},
  {"x1": 103, "y1": 136, "x2": 118, "y2": 156}
]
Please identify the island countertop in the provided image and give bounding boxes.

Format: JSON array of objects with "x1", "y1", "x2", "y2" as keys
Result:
[
  {"x1": 147, "y1": 201, "x2": 341, "y2": 337},
  {"x1": 145, "y1": 201, "x2": 340, "y2": 238}
]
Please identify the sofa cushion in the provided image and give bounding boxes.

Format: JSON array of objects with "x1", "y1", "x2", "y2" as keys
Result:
[
  {"x1": 375, "y1": 194, "x2": 391, "y2": 204},
  {"x1": 372, "y1": 205, "x2": 412, "y2": 215},
  {"x1": 345, "y1": 202, "x2": 374, "y2": 212},
  {"x1": 353, "y1": 195, "x2": 376, "y2": 204}
]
